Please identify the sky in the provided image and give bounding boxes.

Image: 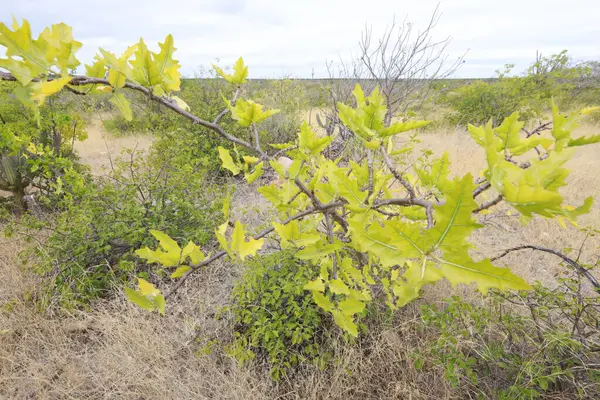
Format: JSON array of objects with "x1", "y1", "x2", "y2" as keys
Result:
[{"x1": 4, "y1": 0, "x2": 600, "y2": 78}]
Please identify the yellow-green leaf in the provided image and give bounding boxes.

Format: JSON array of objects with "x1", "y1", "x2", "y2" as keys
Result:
[
  {"x1": 109, "y1": 92, "x2": 132, "y2": 121},
  {"x1": 304, "y1": 279, "x2": 325, "y2": 292},
  {"x1": 329, "y1": 279, "x2": 350, "y2": 295},
  {"x1": 332, "y1": 309, "x2": 358, "y2": 337},
  {"x1": 312, "y1": 291, "x2": 333, "y2": 312},
  {"x1": 339, "y1": 297, "x2": 365, "y2": 316},
  {"x1": 217, "y1": 146, "x2": 241, "y2": 175},
  {"x1": 125, "y1": 287, "x2": 155, "y2": 311},
  {"x1": 170, "y1": 266, "x2": 191, "y2": 279},
  {"x1": 230, "y1": 221, "x2": 264, "y2": 261},
  {"x1": 213, "y1": 57, "x2": 248, "y2": 84},
  {"x1": 137, "y1": 278, "x2": 160, "y2": 297}
]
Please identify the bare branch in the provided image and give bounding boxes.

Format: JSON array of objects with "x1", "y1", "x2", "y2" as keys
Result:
[
  {"x1": 380, "y1": 145, "x2": 416, "y2": 199},
  {"x1": 491, "y1": 245, "x2": 600, "y2": 292},
  {"x1": 474, "y1": 195, "x2": 504, "y2": 214},
  {"x1": 473, "y1": 181, "x2": 491, "y2": 198},
  {"x1": 252, "y1": 123, "x2": 262, "y2": 153}
]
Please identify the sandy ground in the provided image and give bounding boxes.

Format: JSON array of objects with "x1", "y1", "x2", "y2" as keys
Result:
[{"x1": 74, "y1": 117, "x2": 153, "y2": 175}]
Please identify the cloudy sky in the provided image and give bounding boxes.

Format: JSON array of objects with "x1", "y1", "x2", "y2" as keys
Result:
[{"x1": 5, "y1": 0, "x2": 600, "y2": 78}]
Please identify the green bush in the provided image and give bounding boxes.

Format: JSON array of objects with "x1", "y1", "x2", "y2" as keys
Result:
[
  {"x1": 416, "y1": 264, "x2": 600, "y2": 398},
  {"x1": 225, "y1": 251, "x2": 331, "y2": 380},
  {"x1": 9, "y1": 148, "x2": 225, "y2": 307},
  {"x1": 443, "y1": 52, "x2": 585, "y2": 126},
  {"x1": 0, "y1": 82, "x2": 90, "y2": 213}
]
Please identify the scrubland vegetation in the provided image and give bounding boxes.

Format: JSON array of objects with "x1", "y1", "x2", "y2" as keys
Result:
[{"x1": 1, "y1": 10, "x2": 600, "y2": 399}]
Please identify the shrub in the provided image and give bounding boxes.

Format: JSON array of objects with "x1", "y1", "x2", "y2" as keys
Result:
[
  {"x1": 226, "y1": 251, "x2": 331, "y2": 380},
  {"x1": 250, "y1": 79, "x2": 309, "y2": 145},
  {"x1": 443, "y1": 52, "x2": 585, "y2": 126},
  {"x1": 417, "y1": 263, "x2": 600, "y2": 398},
  {"x1": 9, "y1": 148, "x2": 225, "y2": 307},
  {"x1": 0, "y1": 82, "x2": 89, "y2": 214}
]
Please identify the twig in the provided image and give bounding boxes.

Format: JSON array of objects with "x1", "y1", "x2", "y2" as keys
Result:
[
  {"x1": 324, "y1": 212, "x2": 338, "y2": 278},
  {"x1": 380, "y1": 145, "x2": 416, "y2": 199},
  {"x1": 473, "y1": 195, "x2": 503, "y2": 214},
  {"x1": 473, "y1": 181, "x2": 491, "y2": 198},
  {"x1": 491, "y1": 245, "x2": 600, "y2": 292}
]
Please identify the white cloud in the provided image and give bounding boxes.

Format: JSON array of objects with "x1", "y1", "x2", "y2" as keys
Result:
[{"x1": 4, "y1": 0, "x2": 600, "y2": 78}]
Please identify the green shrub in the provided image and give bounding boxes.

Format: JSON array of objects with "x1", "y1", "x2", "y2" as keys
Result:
[
  {"x1": 417, "y1": 263, "x2": 600, "y2": 398},
  {"x1": 443, "y1": 52, "x2": 585, "y2": 126},
  {"x1": 9, "y1": 148, "x2": 225, "y2": 307},
  {"x1": 225, "y1": 251, "x2": 331, "y2": 380}
]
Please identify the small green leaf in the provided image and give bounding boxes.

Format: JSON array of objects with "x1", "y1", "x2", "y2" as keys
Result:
[
  {"x1": 125, "y1": 287, "x2": 154, "y2": 311},
  {"x1": 332, "y1": 309, "x2": 358, "y2": 337},
  {"x1": 213, "y1": 57, "x2": 248, "y2": 84},
  {"x1": 245, "y1": 161, "x2": 263, "y2": 184},
  {"x1": 329, "y1": 279, "x2": 350, "y2": 295},
  {"x1": 170, "y1": 266, "x2": 191, "y2": 279},
  {"x1": 230, "y1": 221, "x2": 264, "y2": 261},
  {"x1": 304, "y1": 279, "x2": 325, "y2": 292},
  {"x1": 218, "y1": 146, "x2": 241, "y2": 175},
  {"x1": 154, "y1": 294, "x2": 165, "y2": 315},
  {"x1": 137, "y1": 278, "x2": 159, "y2": 297},
  {"x1": 339, "y1": 297, "x2": 365, "y2": 316},
  {"x1": 181, "y1": 241, "x2": 204, "y2": 264}
]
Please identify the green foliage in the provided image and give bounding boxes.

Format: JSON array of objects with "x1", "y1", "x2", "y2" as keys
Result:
[
  {"x1": 0, "y1": 81, "x2": 89, "y2": 213},
  {"x1": 250, "y1": 78, "x2": 311, "y2": 145},
  {"x1": 8, "y1": 147, "x2": 224, "y2": 307},
  {"x1": 2, "y1": 22, "x2": 599, "y2": 389},
  {"x1": 443, "y1": 52, "x2": 585, "y2": 125},
  {"x1": 226, "y1": 98, "x2": 280, "y2": 127},
  {"x1": 225, "y1": 252, "x2": 329, "y2": 380},
  {"x1": 0, "y1": 18, "x2": 81, "y2": 113},
  {"x1": 418, "y1": 265, "x2": 600, "y2": 398},
  {"x1": 470, "y1": 107, "x2": 594, "y2": 220},
  {"x1": 213, "y1": 57, "x2": 248, "y2": 85},
  {"x1": 125, "y1": 277, "x2": 165, "y2": 314}
]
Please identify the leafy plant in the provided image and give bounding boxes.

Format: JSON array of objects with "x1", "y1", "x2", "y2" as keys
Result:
[
  {"x1": 419, "y1": 261, "x2": 600, "y2": 399},
  {"x1": 6, "y1": 146, "x2": 224, "y2": 307},
  {"x1": 443, "y1": 52, "x2": 586, "y2": 126},
  {"x1": 2, "y1": 18, "x2": 599, "y2": 343},
  {"x1": 225, "y1": 251, "x2": 329, "y2": 380}
]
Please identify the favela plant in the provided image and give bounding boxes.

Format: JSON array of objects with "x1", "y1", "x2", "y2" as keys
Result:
[{"x1": 1, "y1": 18, "x2": 599, "y2": 341}]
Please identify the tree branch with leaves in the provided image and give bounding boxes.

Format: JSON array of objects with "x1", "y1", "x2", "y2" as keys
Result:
[{"x1": 1, "y1": 18, "x2": 599, "y2": 337}]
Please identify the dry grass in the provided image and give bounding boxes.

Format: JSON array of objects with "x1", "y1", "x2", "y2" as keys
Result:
[
  {"x1": 74, "y1": 117, "x2": 153, "y2": 176},
  {"x1": 1, "y1": 232, "x2": 455, "y2": 399},
  {"x1": 1, "y1": 117, "x2": 599, "y2": 399}
]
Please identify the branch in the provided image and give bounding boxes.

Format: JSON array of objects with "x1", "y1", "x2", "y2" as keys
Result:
[
  {"x1": 324, "y1": 212, "x2": 338, "y2": 278},
  {"x1": 491, "y1": 245, "x2": 600, "y2": 292},
  {"x1": 366, "y1": 149, "x2": 374, "y2": 201},
  {"x1": 294, "y1": 176, "x2": 349, "y2": 231},
  {"x1": 473, "y1": 195, "x2": 503, "y2": 214},
  {"x1": 213, "y1": 87, "x2": 240, "y2": 124},
  {"x1": 165, "y1": 201, "x2": 344, "y2": 298},
  {"x1": 473, "y1": 181, "x2": 491, "y2": 198},
  {"x1": 380, "y1": 145, "x2": 416, "y2": 199},
  {"x1": 373, "y1": 197, "x2": 436, "y2": 228},
  {"x1": 523, "y1": 121, "x2": 552, "y2": 138},
  {"x1": 252, "y1": 123, "x2": 262, "y2": 153},
  {"x1": 0, "y1": 72, "x2": 266, "y2": 158}
]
